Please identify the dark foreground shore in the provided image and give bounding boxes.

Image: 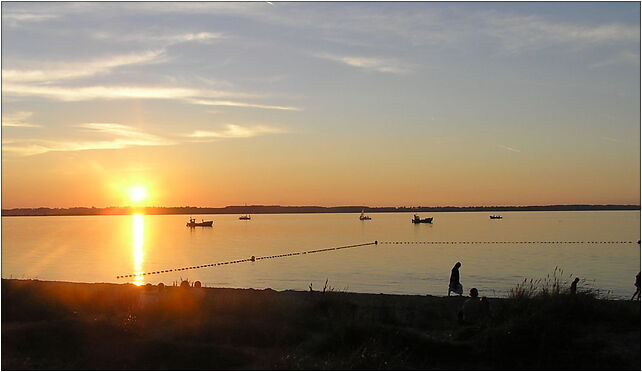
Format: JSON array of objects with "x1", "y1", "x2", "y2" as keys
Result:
[{"x1": 2, "y1": 279, "x2": 640, "y2": 370}]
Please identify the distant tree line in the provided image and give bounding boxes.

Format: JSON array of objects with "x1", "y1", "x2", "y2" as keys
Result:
[{"x1": 2, "y1": 204, "x2": 639, "y2": 216}]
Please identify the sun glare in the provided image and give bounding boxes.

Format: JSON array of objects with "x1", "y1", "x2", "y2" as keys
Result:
[
  {"x1": 132, "y1": 214, "x2": 145, "y2": 286},
  {"x1": 129, "y1": 186, "x2": 148, "y2": 203}
]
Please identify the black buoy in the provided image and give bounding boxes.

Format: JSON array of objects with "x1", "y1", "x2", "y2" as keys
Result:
[{"x1": 250, "y1": 256, "x2": 256, "y2": 262}]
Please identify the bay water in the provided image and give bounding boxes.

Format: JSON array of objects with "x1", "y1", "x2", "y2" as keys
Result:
[{"x1": 2, "y1": 211, "x2": 640, "y2": 298}]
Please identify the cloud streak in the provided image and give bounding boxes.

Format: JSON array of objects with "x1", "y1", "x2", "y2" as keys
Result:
[
  {"x1": 1, "y1": 45, "x2": 294, "y2": 110},
  {"x1": 481, "y1": 12, "x2": 640, "y2": 53},
  {"x1": 315, "y1": 53, "x2": 411, "y2": 74},
  {"x1": 588, "y1": 51, "x2": 640, "y2": 69},
  {"x1": 2, "y1": 12, "x2": 59, "y2": 27},
  {"x1": 2, "y1": 111, "x2": 41, "y2": 128},
  {"x1": 186, "y1": 124, "x2": 285, "y2": 139},
  {"x1": 123, "y1": 3, "x2": 639, "y2": 53},
  {"x1": 189, "y1": 99, "x2": 301, "y2": 111},
  {"x1": 76, "y1": 123, "x2": 171, "y2": 143},
  {"x1": 4, "y1": 83, "x2": 299, "y2": 111},
  {"x1": 91, "y1": 31, "x2": 225, "y2": 45},
  {"x1": 3, "y1": 50, "x2": 165, "y2": 83},
  {"x1": 165, "y1": 32, "x2": 223, "y2": 44},
  {"x1": 3, "y1": 83, "x2": 249, "y2": 101},
  {"x1": 497, "y1": 144, "x2": 521, "y2": 153},
  {"x1": 3, "y1": 123, "x2": 173, "y2": 156},
  {"x1": 3, "y1": 122, "x2": 287, "y2": 156}
]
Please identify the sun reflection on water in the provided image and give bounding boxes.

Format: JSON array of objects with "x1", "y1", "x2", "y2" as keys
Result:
[{"x1": 132, "y1": 214, "x2": 144, "y2": 285}]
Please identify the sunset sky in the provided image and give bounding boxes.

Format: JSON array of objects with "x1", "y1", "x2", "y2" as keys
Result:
[{"x1": 2, "y1": 2, "x2": 640, "y2": 208}]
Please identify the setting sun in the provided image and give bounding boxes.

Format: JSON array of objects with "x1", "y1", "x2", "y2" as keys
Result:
[{"x1": 128, "y1": 186, "x2": 148, "y2": 203}]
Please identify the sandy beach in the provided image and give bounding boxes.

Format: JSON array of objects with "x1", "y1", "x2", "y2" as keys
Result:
[{"x1": 2, "y1": 279, "x2": 639, "y2": 370}]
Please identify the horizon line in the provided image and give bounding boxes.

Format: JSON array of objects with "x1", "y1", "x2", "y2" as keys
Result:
[{"x1": 3, "y1": 203, "x2": 640, "y2": 211}]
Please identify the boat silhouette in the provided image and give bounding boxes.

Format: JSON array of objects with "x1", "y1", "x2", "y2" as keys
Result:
[
  {"x1": 186, "y1": 218, "x2": 213, "y2": 227},
  {"x1": 412, "y1": 214, "x2": 433, "y2": 224},
  {"x1": 359, "y1": 209, "x2": 371, "y2": 220}
]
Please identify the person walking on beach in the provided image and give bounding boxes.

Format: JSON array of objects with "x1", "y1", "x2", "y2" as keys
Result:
[
  {"x1": 632, "y1": 272, "x2": 640, "y2": 301},
  {"x1": 448, "y1": 262, "x2": 463, "y2": 296}
]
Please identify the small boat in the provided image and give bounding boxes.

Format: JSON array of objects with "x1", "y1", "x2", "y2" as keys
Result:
[
  {"x1": 186, "y1": 218, "x2": 213, "y2": 227},
  {"x1": 359, "y1": 209, "x2": 371, "y2": 221},
  {"x1": 489, "y1": 215, "x2": 503, "y2": 219},
  {"x1": 239, "y1": 214, "x2": 251, "y2": 220},
  {"x1": 412, "y1": 214, "x2": 433, "y2": 224}
]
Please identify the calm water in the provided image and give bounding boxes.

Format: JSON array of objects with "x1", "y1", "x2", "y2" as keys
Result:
[{"x1": 2, "y1": 211, "x2": 640, "y2": 298}]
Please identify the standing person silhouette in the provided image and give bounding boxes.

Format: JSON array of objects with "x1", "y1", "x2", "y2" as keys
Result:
[
  {"x1": 632, "y1": 272, "x2": 640, "y2": 301},
  {"x1": 448, "y1": 262, "x2": 463, "y2": 296}
]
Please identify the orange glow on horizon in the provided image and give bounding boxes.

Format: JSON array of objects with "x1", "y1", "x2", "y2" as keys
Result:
[{"x1": 0, "y1": 144, "x2": 638, "y2": 209}]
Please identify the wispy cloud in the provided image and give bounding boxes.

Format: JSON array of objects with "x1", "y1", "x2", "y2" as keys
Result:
[
  {"x1": 186, "y1": 124, "x2": 285, "y2": 139},
  {"x1": 76, "y1": 122, "x2": 170, "y2": 142},
  {"x1": 91, "y1": 31, "x2": 225, "y2": 45},
  {"x1": 3, "y1": 83, "x2": 300, "y2": 112},
  {"x1": 2, "y1": 111, "x2": 41, "y2": 128},
  {"x1": 3, "y1": 84, "x2": 249, "y2": 102},
  {"x1": 3, "y1": 122, "x2": 287, "y2": 156},
  {"x1": 140, "y1": 3, "x2": 456, "y2": 47},
  {"x1": 315, "y1": 53, "x2": 411, "y2": 74},
  {"x1": 166, "y1": 32, "x2": 223, "y2": 43},
  {"x1": 601, "y1": 136, "x2": 625, "y2": 143},
  {"x1": 2, "y1": 12, "x2": 59, "y2": 27},
  {"x1": 3, "y1": 123, "x2": 173, "y2": 156},
  {"x1": 3, "y1": 50, "x2": 165, "y2": 83},
  {"x1": 481, "y1": 12, "x2": 640, "y2": 53},
  {"x1": 189, "y1": 99, "x2": 301, "y2": 111},
  {"x1": 497, "y1": 144, "x2": 521, "y2": 153},
  {"x1": 131, "y1": 3, "x2": 638, "y2": 54},
  {"x1": 589, "y1": 51, "x2": 640, "y2": 69}
]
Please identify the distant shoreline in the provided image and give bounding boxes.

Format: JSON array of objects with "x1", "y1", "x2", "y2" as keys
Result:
[{"x1": 2, "y1": 204, "x2": 639, "y2": 217}]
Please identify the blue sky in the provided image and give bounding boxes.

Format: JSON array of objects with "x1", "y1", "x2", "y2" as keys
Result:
[{"x1": 2, "y1": 2, "x2": 640, "y2": 208}]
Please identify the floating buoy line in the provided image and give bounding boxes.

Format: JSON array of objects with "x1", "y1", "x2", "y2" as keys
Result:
[
  {"x1": 116, "y1": 241, "x2": 378, "y2": 279},
  {"x1": 115, "y1": 240, "x2": 636, "y2": 280},
  {"x1": 380, "y1": 240, "x2": 634, "y2": 245}
]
